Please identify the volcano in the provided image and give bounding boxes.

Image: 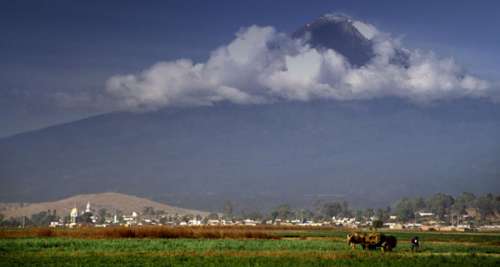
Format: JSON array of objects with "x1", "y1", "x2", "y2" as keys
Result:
[
  {"x1": 1, "y1": 15, "x2": 498, "y2": 211},
  {"x1": 292, "y1": 14, "x2": 409, "y2": 67}
]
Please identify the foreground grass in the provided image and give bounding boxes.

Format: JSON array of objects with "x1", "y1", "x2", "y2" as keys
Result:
[
  {"x1": 2, "y1": 253, "x2": 499, "y2": 267},
  {"x1": 1, "y1": 229, "x2": 499, "y2": 266},
  {"x1": 2, "y1": 238, "x2": 500, "y2": 254},
  {"x1": 277, "y1": 229, "x2": 500, "y2": 244}
]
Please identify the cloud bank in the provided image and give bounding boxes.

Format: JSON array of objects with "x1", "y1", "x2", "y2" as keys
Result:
[{"x1": 105, "y1": 18, "x2": 495, "y2": 111}]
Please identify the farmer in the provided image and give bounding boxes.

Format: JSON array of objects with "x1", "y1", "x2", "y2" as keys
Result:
[{"x1": 410, "y1": 236, "x2": 420, "y2": 251}]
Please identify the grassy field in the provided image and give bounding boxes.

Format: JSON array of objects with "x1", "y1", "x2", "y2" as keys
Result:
[{"x1": 0, "y1": 227, "x2": 499, "y2": 266}]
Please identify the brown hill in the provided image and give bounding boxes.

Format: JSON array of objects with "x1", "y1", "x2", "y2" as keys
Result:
[{"x1": 0, "y1": 192, "x2": 210, "y2": 218}]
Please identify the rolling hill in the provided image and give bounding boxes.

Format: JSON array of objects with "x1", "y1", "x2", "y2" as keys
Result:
[{"x1": 0, "y1": 192, "x2": 210, "y2": 218}]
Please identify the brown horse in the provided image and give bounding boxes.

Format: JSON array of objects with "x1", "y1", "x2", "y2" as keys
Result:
[
  {"x1": 347, "y1": 232, "x2": 397, "y2": 251},
  {"x1": 347, "y1": 232, "x2": 368, "y2": 250},
  {"x1": 381, "y1": 235, "x2": 397, "y2": 251}
]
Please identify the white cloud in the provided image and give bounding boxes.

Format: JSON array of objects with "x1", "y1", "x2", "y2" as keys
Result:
[{"x1": 105, "y1": 21, "x2": 496, "y2": 111}]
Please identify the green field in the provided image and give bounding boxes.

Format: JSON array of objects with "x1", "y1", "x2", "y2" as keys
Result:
[{"x1": 1, "y1": 229, "x2": 499, "y2": 266}]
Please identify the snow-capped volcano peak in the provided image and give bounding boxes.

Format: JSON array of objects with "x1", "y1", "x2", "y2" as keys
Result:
[
  {"x1": 292, "y1": 13, "x2": 407, "y2": 67},
  {"x1": 318, "y1": 13, "x2": 379, "y2": 40},
  {"x1": 318, "y1": 13, "x2": 353, "y2": 23},
  {"x1": 351, "y1": 20, "x2": 379, "y2": 40},
  {"x1": 292, "y1": 14, "x2": 375, "y2": 66}
]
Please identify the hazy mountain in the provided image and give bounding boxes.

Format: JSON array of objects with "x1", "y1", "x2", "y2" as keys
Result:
[
  {"x1": 1, "y1": 99, "x2": 499, "y2": 211},
  {"x1": 0, "y1": 14, "x2": 498, "y2": 211},
  {"x1": 0, "y1": 192, "x2": 209, "y2": 218}
]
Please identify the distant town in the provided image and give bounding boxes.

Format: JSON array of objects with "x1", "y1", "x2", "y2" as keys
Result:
[{"x1": 1, "y1": 192, "x2": 499, "y2": 232}]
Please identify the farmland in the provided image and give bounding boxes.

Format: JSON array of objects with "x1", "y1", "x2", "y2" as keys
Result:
[{"x1": 0, "y1": 227, "x2": 499, "y2": 266}]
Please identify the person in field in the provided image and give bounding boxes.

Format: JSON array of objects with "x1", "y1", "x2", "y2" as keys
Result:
[{"x1": 411, "y1": 236, "x2": 420, "y2": 251}]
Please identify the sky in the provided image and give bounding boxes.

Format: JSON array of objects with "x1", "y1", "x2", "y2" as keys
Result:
[{"x1": 1, "y1": 0, "x2": 500, "y2": 137}]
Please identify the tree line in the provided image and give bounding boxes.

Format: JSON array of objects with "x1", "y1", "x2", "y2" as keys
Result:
[
  {"x1": 393, "y1": 192, "x2": 499, "y2": 223},
  {"x1": 1, "y1": 192, "x2": 498, "y2": 227},
  {"x1": 222, "y1": 192, "x2": 499, "y2": 224}
]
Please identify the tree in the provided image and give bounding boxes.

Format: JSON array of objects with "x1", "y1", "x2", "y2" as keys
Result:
[
  {"x1": 395, "y1": 198, "x2": 415, "y2": 222},
  {"x1": 459, "y1": 192, "x2": 476, "y2": 205},
  {"x1": 375, "y1": 208, "x2": 386, "y2": 221},
  {"x1": 355, "y1": 209, "x2": 364, "y2": 221},
  {"x1": 476, "y1": 193, "x2": 496, "y2": 221},
  {"x1": 496, "y1": 195, "x2": 500, "y2": 213},
  {"x1": 270, "y1": 210, "x2": 279, "y2": 223},
  {"x1": 78, "y1": 212, "x2": 93, "y2": 224},
  {"x1": 427, "y1": 193, "x2": 454, "y2": 220},
  {"x1": 272, "y1": 204, "x2": 293, "y2": 221},
  {"x1": 372, "y1": 220, "x2": 384, "y2": 228},
  {"x1": 0, "y1": 217, "x2": 22, "y2": 227},
  {"x1": 451, "y1": 192, "x2": 475, "y2": 216},
  {"x1": 30, "y1": 211, "x2": 58, "y2": 226},
  {"x1": 320, "y1": 202, "x2": 343, "y2": 218},
  {"x1": 223, "y1": 200, "x2": 234, "y2": 219},
  {"x1": 364, "y1": 208, "x2": 375, "y2": 219},
  {"x1": 142, "y1": 206, "x2": 156, "y2": 216},
  {"x1": 242, "y1": 211, "x2": 263, "y2": 221},
  {"x1": 296, "y1": 209, "x2": 314, "y2": 222},
  {"x1": 114, "y1": 210, "x2": 124, "y2": 223},
  {"x1": 413, "y1": 197, "x2": 427, "y2": 211},
  {"x1": 207, "y1": 213, "x2": 219, "y2": 220},
  {"x1": 341, "y1": 201, "x2": 352, "y2": 217},
  {"x1": 97, "y1": 208, "x2": 108, "y2": 224},
  {"x1": 181, "y1": 214, "x2": 193, "y2": 223},
  {"x1": 62, "y1": 215, "x2": 71, "y2": 224}
]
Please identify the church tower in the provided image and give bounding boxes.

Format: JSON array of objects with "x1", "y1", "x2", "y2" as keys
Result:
[{"x1": 70, "y1": 206, "x2": 78, "y2": 224}]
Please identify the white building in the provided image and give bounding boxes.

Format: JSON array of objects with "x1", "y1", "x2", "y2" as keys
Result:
[
  {"x1": 243, "y1": 219, "x2": 257, "y2": 226},
  {"x1": 123, "y1": 211, "x2": 139, "y2": 225},
  {"x1": 70, "y1": 207, "x2": 79, "y2": 224},
  {"x1": 188, "y1": 218, "x2": 202, "y2": 225},
  {"x1": 85, "y1": 202, "x2": 92, "y2": 213}
]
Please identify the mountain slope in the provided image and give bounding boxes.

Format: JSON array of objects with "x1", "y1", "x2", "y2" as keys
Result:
[
  {"x1": 0, "y1": 192, "x2": 209, "y2": 218},
  {"x1": 1, "y1": 99, "x2": 499, "y2": 210}
]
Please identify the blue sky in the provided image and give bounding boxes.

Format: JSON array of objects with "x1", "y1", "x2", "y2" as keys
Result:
[{"x1": 1, "y1": 0, "x2": 500, "y2": 137}]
